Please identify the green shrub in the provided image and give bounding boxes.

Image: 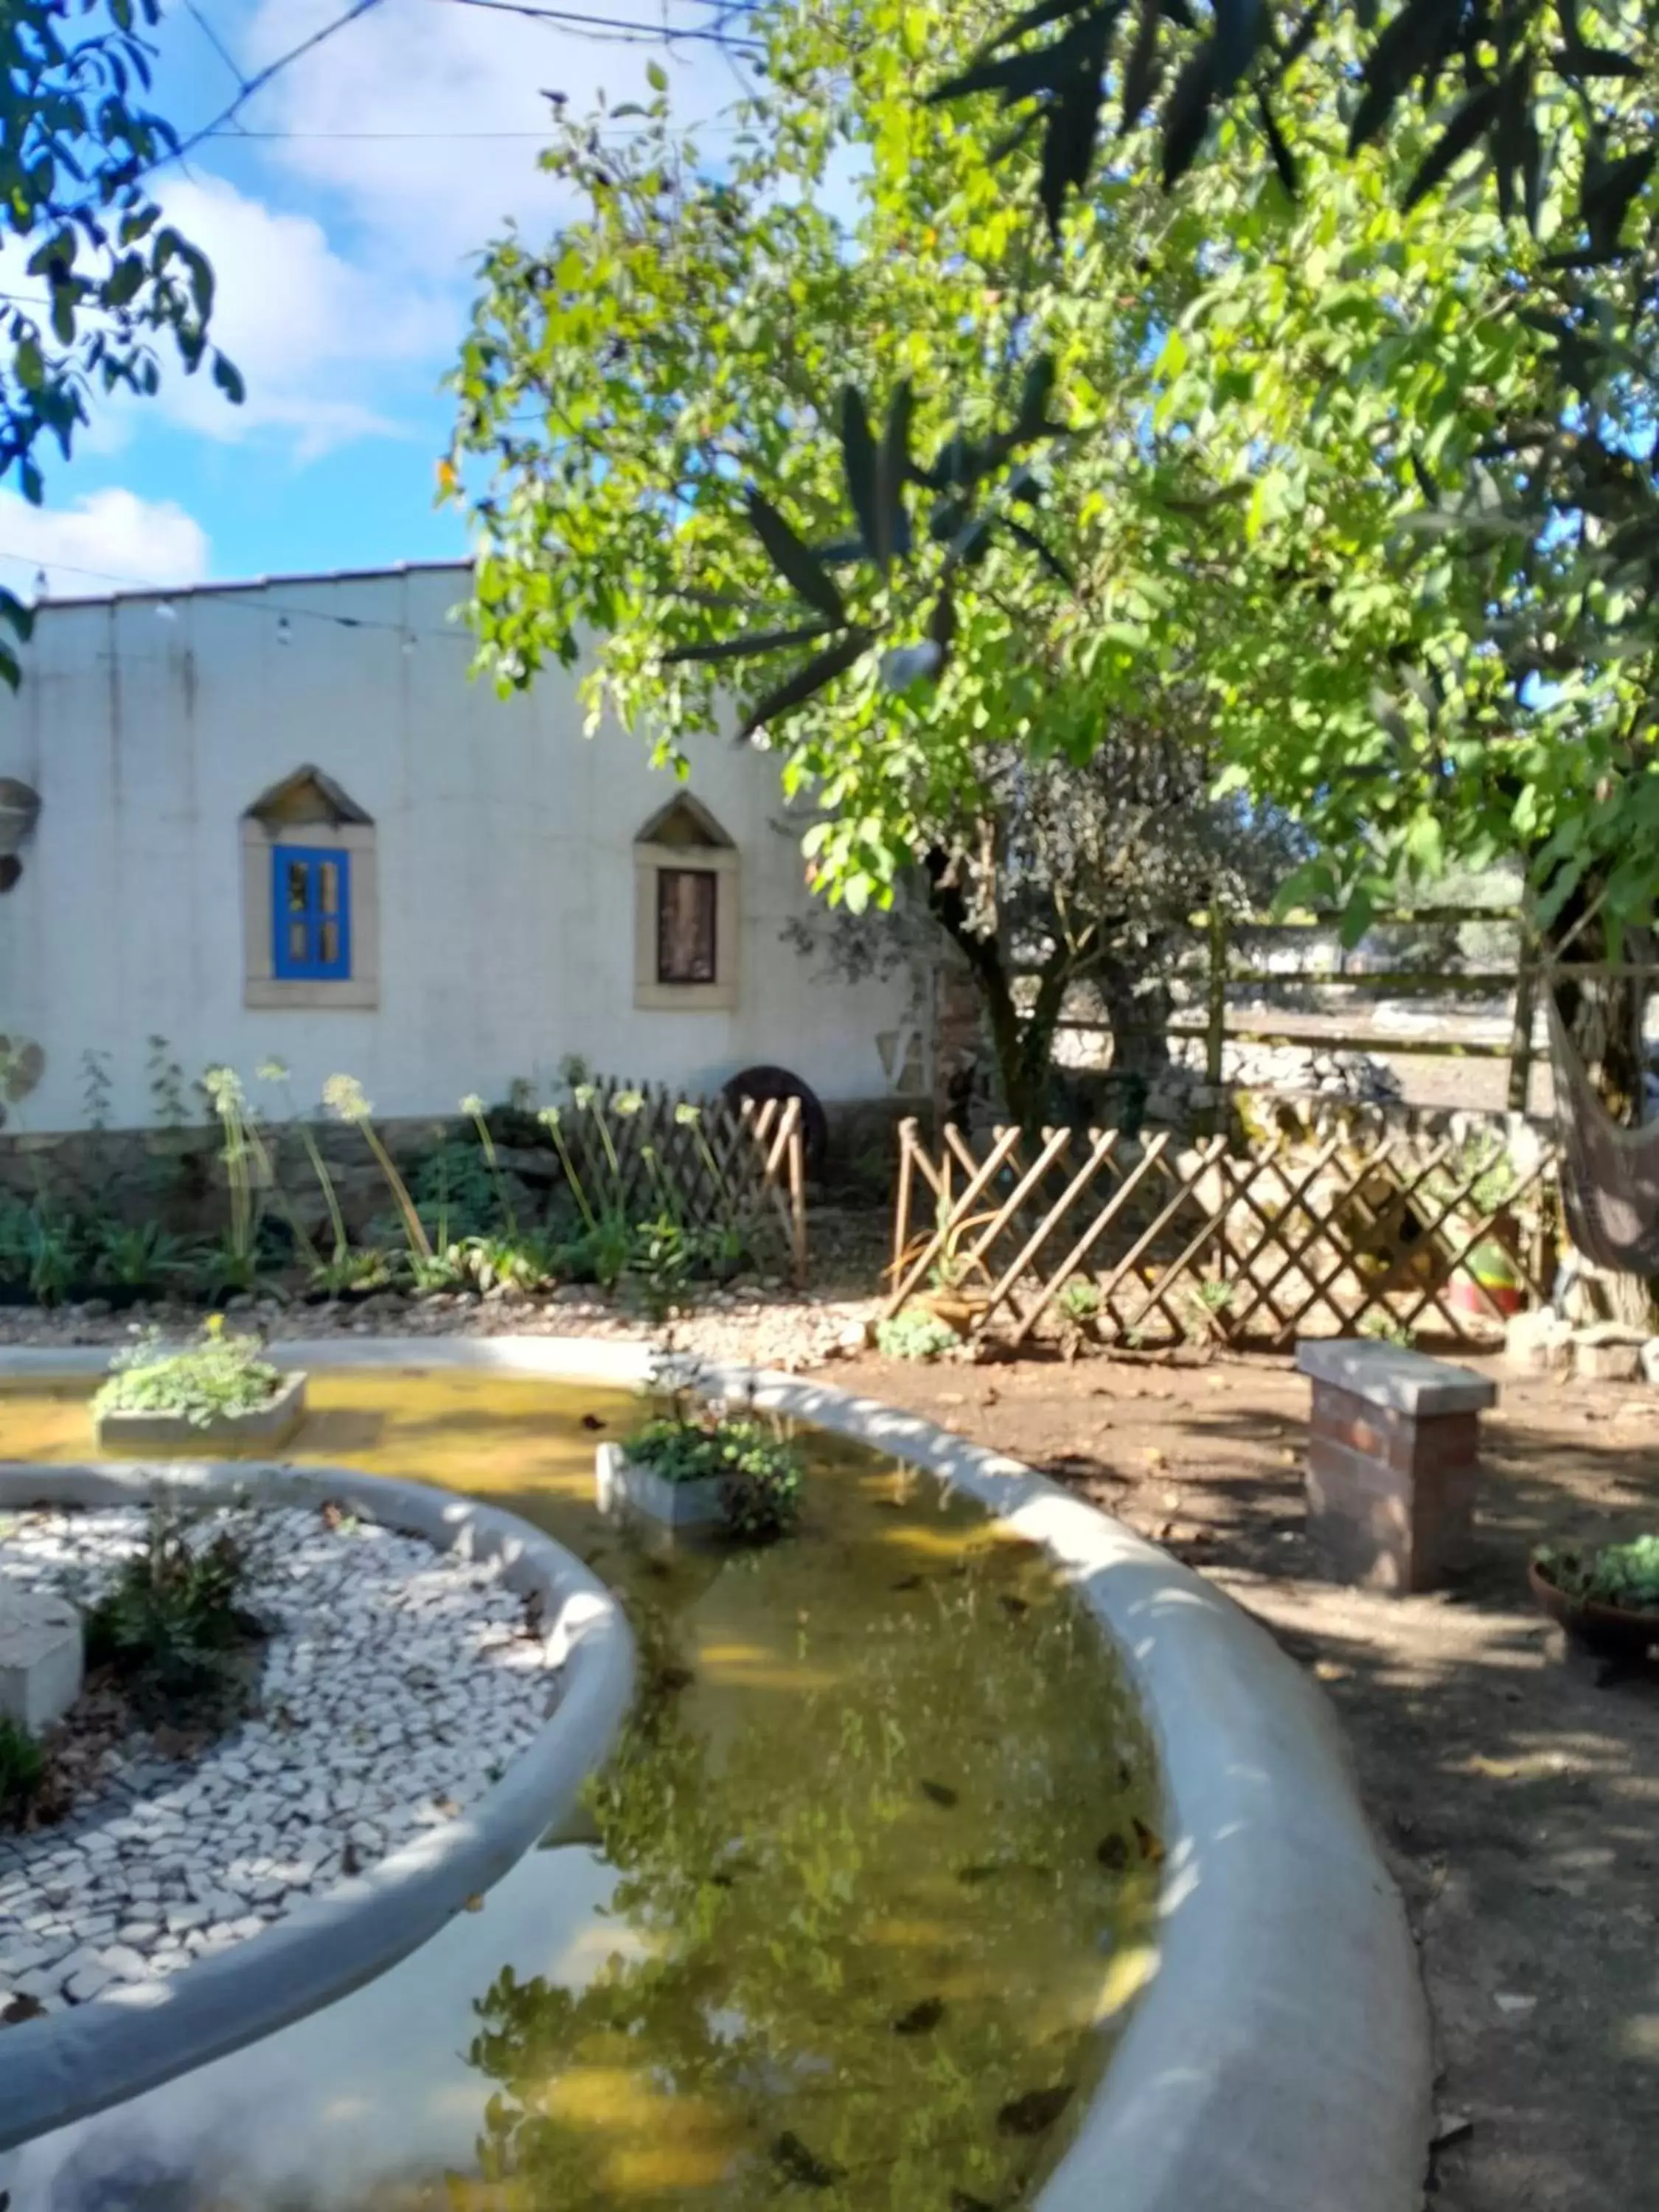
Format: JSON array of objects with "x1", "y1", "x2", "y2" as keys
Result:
[
  {"x1": 84, "y1": 1505, "x2": 261, "y2": 1702},
  {"x1": 411, "y1": 1134, "x2": 501, "y2": 1245},
  {"x1": 93, "y1": 1321, "x2": 282, "y2": 1427},
  {"x1": 628, "y1": 1412, "x2": 804, "y2": 1542},
  {"x1": 1057, "y1": 1277, "x2": 1102, "y2": 1322},
  {"x1": 90, "y1": 1218, "x2": 192, "y2": 1288},
  {"x1": 0, "y1": 1714, "x2": 45, "y2": 1829},
  {"x1": 874, "y1": 1310, "x2": 961, "y2": 1362},
  {"x1": 309, "y1": 1246, "x2": 395, "y2": 1298},
  {"x1": 1534, "y1": 1535, "x2": 1659, "y2": 1615}
]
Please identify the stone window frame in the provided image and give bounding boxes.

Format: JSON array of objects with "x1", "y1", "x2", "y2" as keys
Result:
[
  {"x1": 633, "y1": 794, "x2": 740, "y2": 1014},
  {"x1": 242, "y1": 768, "x2": 379, "y2": 1012}
]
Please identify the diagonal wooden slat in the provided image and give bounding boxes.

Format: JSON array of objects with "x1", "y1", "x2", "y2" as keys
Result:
[
  {"x1": 994, "y1": 1129, "x2": 1141, "y2": 1336},
  {"x1": 884, "y1": 1124, "x2": 1025, "y2": 1316}
]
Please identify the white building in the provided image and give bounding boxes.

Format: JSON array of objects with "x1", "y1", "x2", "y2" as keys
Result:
[{"x1": 0, "y1": 563, "x2": 928, "y2": 1135}]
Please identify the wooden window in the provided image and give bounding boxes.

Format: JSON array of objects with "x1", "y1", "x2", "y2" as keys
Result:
[{"x1": 656, "y1": 867, "x2": 717, "y2": 985}]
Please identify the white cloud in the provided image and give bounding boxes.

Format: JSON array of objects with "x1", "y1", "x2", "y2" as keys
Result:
[
  {"x1": 243, "y1": 0, "x2": 739, "y2": 267},
  {"x1": 144, "y1": 173, "x2": 451, "y2": 456},
  {"x1": 0, "y1": 488, "x2": 212, "y2": 602}
]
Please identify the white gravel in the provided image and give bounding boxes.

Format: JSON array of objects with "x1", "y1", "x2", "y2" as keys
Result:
[{"x1": 0, "y1": 1500, "x2": 558, "y2": 2018}]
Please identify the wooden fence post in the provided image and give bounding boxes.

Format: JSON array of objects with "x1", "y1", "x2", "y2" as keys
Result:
[
  {"x1": 1507, "y1": 940, "x2": 1537, "y2": 1114},
  {"x1": 1206, "y1": 906, "x2": 1228, "y2": 1091}
]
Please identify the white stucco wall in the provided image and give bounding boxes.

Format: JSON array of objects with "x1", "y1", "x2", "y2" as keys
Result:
[{"x1": 0, "y1": 564, "x2": 927, "y2": 1130}]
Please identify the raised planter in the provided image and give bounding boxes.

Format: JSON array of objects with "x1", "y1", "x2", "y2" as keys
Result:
[
  {"x1": 594, "y1": 1440, "x2": 726, "y2": 1529},
  {"x1": 0, "y1": 1453, "x2": 633, "y2": 2154},
  {"x1": 93, "y1": 1368, "x2": 308, "y2": 1453},
  {"x1": 1528, "y1": 1557, "x2": 1659, "y2": 1660}
]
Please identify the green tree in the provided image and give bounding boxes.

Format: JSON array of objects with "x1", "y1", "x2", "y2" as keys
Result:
[
  {"x1": 451, "y1": 7, "x2": 1526, "y2": 1124},
  {"x1": 0, "y1": 0, "x2": 242, "y2": 682}
]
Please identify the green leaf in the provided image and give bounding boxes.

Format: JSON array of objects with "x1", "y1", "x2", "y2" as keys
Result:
[
  {"x1": 877, "y1": 380, "x2": 914, "y2": 563},
  {"x1": 1005, "y1": 517, "x2": 1077, "y2": 587},
  {"x1": 740, "y1": 629, "x2": 870, "y2": 737},
  {"x1": 663, "y1": 621, "x2": 836, "y2": 664},
  {"x1": 646, "y1": 59, "x2": 668, "y2": 90},
  {"x1": 839, "y1": 386, "x2": 882, "y2": 562},
  {"x1": 1039, "y1": 14, "x2": 1110, "y2": 236},
  {"x1": 1120, "y1": 0, "x2": 1161, "y2": 133},
  {"x1": 745, "y1": 490, "x2": 847, "y2": 622},
  {"x1": 1255, "y1": 87, "x2": 1296, "y2": 196},
  {"x1": 1160, "y1": 44, "x2": 1214, "y2": 189},
  {"x1": 1402, "y1": 82, "x2": 1501, "y2": 210},
  {"x1": 212, "y1": 352, "x2": 245, "y2": 405}
]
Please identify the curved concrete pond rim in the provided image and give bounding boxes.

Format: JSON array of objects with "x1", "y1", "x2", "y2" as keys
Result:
[
  {"x1": 0, "y1": 1453, "x2": 635, "y2": 2154},
  {"x1": 0, "y1": 1338, "x2": 1430, "y2": 2211}
]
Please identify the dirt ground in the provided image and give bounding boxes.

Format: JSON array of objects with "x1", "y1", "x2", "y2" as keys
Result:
[
  {"x1": 5, "y1": 1275, "x2": 1655, "y2": 2205},
  {"x1": 818, "y1": 1343, "x2": 1659, "y2": 2212}
]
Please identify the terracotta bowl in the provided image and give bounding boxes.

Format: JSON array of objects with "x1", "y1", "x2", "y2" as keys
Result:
[{"x1": 1528, "y1": 1559, "x2": 1659, "y2": 1661}]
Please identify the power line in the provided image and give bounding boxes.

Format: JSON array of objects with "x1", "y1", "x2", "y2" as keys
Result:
[
  {"x1": 183, "y1": 0, "x2": 248, "y2": 92},
  {"x1": 144, "y1": 0, "x2": 391, "y2": 177},
  {"x1": 204, "y1": 111, "x2": 743, "y2": 139},
  {"x1": 431, "y1": 0, "x2": 765, "y2": 51}
]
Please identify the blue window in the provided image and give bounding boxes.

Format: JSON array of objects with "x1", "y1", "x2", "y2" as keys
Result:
[{"x1": 272, "y1": 846, "x2": 351, "y2": 981}]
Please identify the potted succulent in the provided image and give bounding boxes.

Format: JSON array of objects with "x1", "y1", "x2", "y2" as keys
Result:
[
  {"x1": 1529, "y1": 1536, "x2": 1659, "y2": 1660},
  {"x1": 597, "y1": 1403, "x2": 803, "y2": 1540},
  {"x1": 92, "y1": 1318, "x2": 307, "y2": 1453}
]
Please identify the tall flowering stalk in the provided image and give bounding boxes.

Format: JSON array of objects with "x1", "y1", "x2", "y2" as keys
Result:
[
  {"x1": 323, "y1": 1074, "x2": 431, "y2": 1261},
  {"x1": 461, "y1": 1093, "x2": 515, "y2": 1231},
  {"x1": 258, "y1": 1059, "x2": 347, "y2": 1265}
]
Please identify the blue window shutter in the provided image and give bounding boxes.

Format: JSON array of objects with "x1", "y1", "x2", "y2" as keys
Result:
[{"x1": 271, "y1": 845, "x2": 352, "y2": 981}]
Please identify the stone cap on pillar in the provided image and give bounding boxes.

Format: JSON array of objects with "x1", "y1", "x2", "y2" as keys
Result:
[{"x1": 1295, "y1": 1338, "x2": 1498, "y2": 1418}]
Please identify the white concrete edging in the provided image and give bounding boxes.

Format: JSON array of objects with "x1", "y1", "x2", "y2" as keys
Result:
[
  {"x1": 0, "y1": 1337, "x2": 1429, "y2": 2210},
  {"x1": 0, "y1": 1449, "x2": 634, "y2": 2154}
]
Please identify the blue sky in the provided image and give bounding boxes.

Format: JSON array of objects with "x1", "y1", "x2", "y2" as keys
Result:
[{"x1": 0, "y1": 0, "x2": 740, "y2": 602}]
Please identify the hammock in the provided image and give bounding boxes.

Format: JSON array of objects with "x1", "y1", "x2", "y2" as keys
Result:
[{"x1": 1545, "y1": 988, "x2": 1659, "y2": 1276}]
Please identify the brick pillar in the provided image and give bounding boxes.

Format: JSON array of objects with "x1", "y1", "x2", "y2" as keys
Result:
[{"x1": 1295, "y1": 1340, "x2": 1497, "y2": 1593}]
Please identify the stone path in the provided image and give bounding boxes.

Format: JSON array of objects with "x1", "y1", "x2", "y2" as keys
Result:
[{"x1": 0, "y1": 1502, "x2": 557, "y2": 2017}]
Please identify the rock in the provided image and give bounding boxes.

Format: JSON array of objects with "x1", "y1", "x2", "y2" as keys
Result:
[
  {"x1": 1506, "y1": 1307, "x2": 1572, "y2": 1375},
  {"x1": 1573, "y1": 1329, "x2": 1642, "y2": 1383}
]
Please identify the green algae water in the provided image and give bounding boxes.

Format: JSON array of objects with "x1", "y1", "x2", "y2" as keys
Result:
[{"x1": 0, "y1": 1368, "x2": 1160, "y2": 2212}]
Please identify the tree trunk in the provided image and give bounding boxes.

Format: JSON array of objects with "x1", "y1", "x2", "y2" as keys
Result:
[
  {"x1": 1544, "y1": 889, "x2": 1655, "y2": 1326},
  {"x1": 922, "y1": 852, "x2": 1063, "y2": 1138},
  {"x1": 1095, "y1": 953, "x2": 1174, "y2": 1080}
]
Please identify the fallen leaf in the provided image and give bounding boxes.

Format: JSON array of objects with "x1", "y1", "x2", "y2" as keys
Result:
[
  {"x1": 1133, "y1": 1817, "x2": 1166, "y2": 1865},
  {"x1": 465, "y1": 1893, "x2": 486, "y2": 1913},
  {"x1": 919, "y1": 1779, "x2": 959, "y2": 1809}
]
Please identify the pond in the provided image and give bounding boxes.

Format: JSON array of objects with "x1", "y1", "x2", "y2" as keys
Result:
[{"x1": 0, "y1": 1367, "x2": 1161, "y2": 2212}]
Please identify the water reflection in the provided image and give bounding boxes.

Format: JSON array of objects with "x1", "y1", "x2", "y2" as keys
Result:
[{"x1": 0, "y1": 1373, "x2": 1158, "y2": 2212}]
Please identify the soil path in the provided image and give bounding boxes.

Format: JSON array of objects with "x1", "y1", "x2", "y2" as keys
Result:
[{"x1": 816, "y1": 1347, "x2": 1659, "y2": 2211}]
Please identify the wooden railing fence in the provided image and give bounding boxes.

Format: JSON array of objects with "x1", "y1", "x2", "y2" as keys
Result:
[
  {"x1": 1056, "y1": 900, "x2": 1655, "y2": 1116},
  {"x1": 554, "y1": 1077, "x2": 808, "y2": 1282},
  {"x1": 889, "y1": 1111, "x2": 1561, "y2": 1349}
]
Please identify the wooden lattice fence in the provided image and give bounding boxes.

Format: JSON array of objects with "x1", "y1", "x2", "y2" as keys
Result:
[
  {"x1": 546, "y1": 1078, "x2": 809, "y2": 1281},
  {"x1": 888, "y1": 1113, "x2": 1561, "y2": 1349}
]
